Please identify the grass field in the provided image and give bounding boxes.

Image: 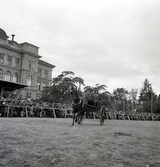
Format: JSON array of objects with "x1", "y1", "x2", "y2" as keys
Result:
[{"x1": 0, "y1": 118, "x2": 160, "y2": 167}]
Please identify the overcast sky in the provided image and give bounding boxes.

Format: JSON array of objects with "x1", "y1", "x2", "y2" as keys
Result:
[{"x1": 1, "y1": 0, "x2": 160, "y2": 94}]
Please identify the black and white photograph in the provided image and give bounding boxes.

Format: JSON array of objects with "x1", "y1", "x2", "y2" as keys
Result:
[{"x1": 0, "y1": 0, "x2": 160, "y2": 166}]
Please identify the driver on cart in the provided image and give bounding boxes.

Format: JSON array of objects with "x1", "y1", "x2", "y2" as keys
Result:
[{"x1": 93, "y1": 90, "x2": 99, "y2": 107}]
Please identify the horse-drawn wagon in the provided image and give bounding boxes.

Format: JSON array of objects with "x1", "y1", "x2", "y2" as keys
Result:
[{"x1": 71, "y1": 88, "x2": 106, "y2": 126}]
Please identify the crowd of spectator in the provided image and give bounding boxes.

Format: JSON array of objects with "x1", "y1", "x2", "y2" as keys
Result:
[
  {"x1": 0, "y1": 98, "x2": 160, "y2": 121},
  {"x1": 0, "y1": 98, "x2": 72, "y2": 118},
  {"x1": 104, "y1": 109, "x2": 160, "y2": 121}
]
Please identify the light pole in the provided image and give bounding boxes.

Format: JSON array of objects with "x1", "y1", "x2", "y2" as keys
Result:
[
  {"x1": 28, "y1": 61, "x2": 35, "y2": 100},
  {"x1": 151, "y1": 90, "x2": 153, "y2": 113},
  {"x1": 123, "y1": 90, "x2": 125, "y2": 112}
]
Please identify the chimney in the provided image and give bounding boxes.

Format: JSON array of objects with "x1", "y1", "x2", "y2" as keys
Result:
[{"x1": 11, "y1": 34, "x2": 15, "y2": 41}]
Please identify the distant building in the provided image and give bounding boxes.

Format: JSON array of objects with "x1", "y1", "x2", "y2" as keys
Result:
[{"x1": 0, "y1": 28, "x2": 55, "y2": 99}]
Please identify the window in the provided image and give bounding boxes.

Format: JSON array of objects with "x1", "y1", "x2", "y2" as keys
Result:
[
  {"x1": 5, "y1": 71, "x2": 11, "y2": 81},
  {"x1": 0, "y1": 54, "x2": 4, "y2": 64},
  {"x1": 13, "y1": 73, "x2": 18, "y2": 83},
  {"x1": 27, "y1": 74, "x2": 32, "y2": 86},
  {"x1": 37, "y1": 83, "x2": 40, "y2": 91},
  {"x1": 7, "y1": 55, "x2": 12, "y2": 66},
  {"x1": 15, "y1": 58, "x2": 20, "y2": 68},
  {"x1": 0, "y1": 69, "x2": 3, "y2": 80},
  {"x1": 29, "y1": 60, "x2": 31, "y2": 70},
  {"x1": 38, "y1": 69, "x2": 41, "y2": 77},
  {"x1": 44, "y1": 70, "x2": 48, "y2": 79}
]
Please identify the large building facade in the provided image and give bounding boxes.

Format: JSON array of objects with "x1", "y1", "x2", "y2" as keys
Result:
[{"x1": 0, "y1": 28, "x2": 55, "y2": 99}]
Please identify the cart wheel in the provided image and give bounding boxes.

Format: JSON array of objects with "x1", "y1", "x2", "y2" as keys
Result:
[
  {"x1": 100, "y1": 106, "x2": 105, "y2": 126},
  {"x1": 77, "y1": 113, "x2": 84, "y2": 124}
]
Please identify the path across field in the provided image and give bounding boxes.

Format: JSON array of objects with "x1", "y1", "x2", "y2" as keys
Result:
[{"x1": 0, "y1": 118, "x2": 160, "y2": 167}]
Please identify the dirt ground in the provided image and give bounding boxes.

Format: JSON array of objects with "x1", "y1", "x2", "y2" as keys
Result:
[{"x1": 0, "y1": 118, "x2": 160, "y2": 167}]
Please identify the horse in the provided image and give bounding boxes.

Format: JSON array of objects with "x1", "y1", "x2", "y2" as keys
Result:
[
  {"x1": 70, "y1": 89, "x2": 101, "y2": 126},
  {"x1": 70, "y1": 89, "x2": 84, "y2": 126}
]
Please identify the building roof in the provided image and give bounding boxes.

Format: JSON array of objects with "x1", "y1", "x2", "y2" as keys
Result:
[
  {"x1": 0, "y1": 43, "x2": 42, "y2": 58},
  {"x1": 0, "y1": 28, "x2": 9, "y2": 39},
  {"x1": 0, "y1": 80, "x2": 28, "y2": 92},
  {"x1": 39, "y1": 59, "x2": 56, "y2": 68}
]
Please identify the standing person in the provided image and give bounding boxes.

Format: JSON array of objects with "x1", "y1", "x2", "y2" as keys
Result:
[{"x1": 2, "y1": 98, "x2": 7, "y2": 117}]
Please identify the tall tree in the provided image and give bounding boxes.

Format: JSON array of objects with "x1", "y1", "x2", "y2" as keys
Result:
[
  {"x1": 83, "y1": 84, "x2": 107, "y2": 99},
  {"x1": 139, "y1": 79, "x2": 152, "y2": 101},
  {"x1": 113, "y1": 88, "x2": 129, "y2": 111},
  {"x1": 83, "y1": 84, "x2": 112, "y2": 107},
  {"x1": 156, "y1": 94, "x2": 160, "y2": 113},
  {"x1": 40, "y1": 71, "x2": 84, "y2": 104},
  {"x1": 139, "y1": 79, "x2": 156, "y2": 113},
  {"x1": 100, "y1": 90, "x2": 113, "y2": 107}
]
